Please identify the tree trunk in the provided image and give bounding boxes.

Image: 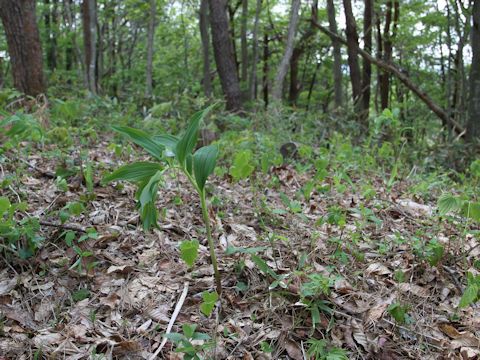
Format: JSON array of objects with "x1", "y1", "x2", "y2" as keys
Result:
[
  {"x1": 311, "y1": 19, "x2": 464, "y2": 133},
  {"x1": 343, "y1": 0, "x2": 362, "y2": 107},
  {"x1": 272, "y1": 0, "x2": 301, "y2": 102},
  {"x1": 327, "y1": 0, "x2": 342, "y2": 108},
  {"x1": 83, "y1": 0, "x2": 96, "y2": 93},
  {"x1": 145, "y1": 0, "x2": 156, "y2": 98},
  {"x1": 45, "y1": 0, "x2": 58, "y2": 71},
  {"x1": 0, "y1": 0, "x2": 46, "y2": 96},
  {"x1": 361, "y1": 0, "x2": 373, "y2": 116},
  {"x1": 263, "y1": 29, "x2": 269, "y2": 107},
  {"x1": 64, "y1": 0, "x2": 87, "y2": 86},
  {"x1": 240, "y1": 0, "x2": 248, "y2": 85},
  {"x1": 467, "y1": 0, "x2": 480, "y2": 142},
  {"x1": 208, "y1": 0, "x2": 243, "y2": 111},
  {"x1": 248, "y1": 0, "x2": 262, "y2": 102},
  {"x1": 200, "y1": 0, "x2": 212, "y2": 98}
]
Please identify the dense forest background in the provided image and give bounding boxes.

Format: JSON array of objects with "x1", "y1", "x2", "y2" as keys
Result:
[
  {"x1": 0, "y1": 0, "x2": 478, "y2": 145},
  {"x1": 1, "y1": 0, "x2": 480, "y2": 359}
]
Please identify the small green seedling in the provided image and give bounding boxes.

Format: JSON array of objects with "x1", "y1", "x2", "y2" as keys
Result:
[
  {"x1": 103, "y1": 104, "x2": 222, "y2": 294},
  {"x1": 162, "y1": 324, "x2": 214, "y2": 360}
]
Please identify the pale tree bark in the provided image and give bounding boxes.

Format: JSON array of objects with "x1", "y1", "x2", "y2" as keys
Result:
[
  {"x1": 272, "y1": 0, "x2": 301, "y2": 102},
  {"x1": 83, "y1": 0, "x2": 96, "y2": 93},
  {"x1": 467, "y1": 0, "x2": 480, "y2": 142},
  {"x1": 343, "y1": 0, "x2": 362, "y2": 107},
  {"x1": 248, "y1": 0, "x2": 262, "y2": 102},
  {"x1": 208, "y1": 0, "x2": 243, "y2": 111},
  {"x1": 327, "y1": 0, "x2": 342, "y2": 108},
  {"x1": 145, "y1": 0, "x2": 156, "y2": 98},
  {"x1": 200, "y1": 0, "x2": 212, "y2": 97},
  {"x1": 0, "y1": 0, "x2": 46, "y2": 96}
]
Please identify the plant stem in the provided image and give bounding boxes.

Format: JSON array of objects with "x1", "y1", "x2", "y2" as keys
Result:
[{"x1": 200, "y1": 189, "x2": 222, "y2": 295}]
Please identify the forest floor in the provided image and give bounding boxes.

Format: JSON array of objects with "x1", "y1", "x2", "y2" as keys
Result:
[{"x1": 0, "y1": 135, "x2": 479, "y2": 360}]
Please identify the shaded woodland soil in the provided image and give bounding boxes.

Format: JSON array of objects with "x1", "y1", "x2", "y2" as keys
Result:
[{"x1": 0, "y1": 137, "x2": 479, "y2": 359}]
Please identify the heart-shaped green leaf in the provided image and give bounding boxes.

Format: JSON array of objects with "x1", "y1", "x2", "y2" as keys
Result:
[
  {"x1": 201, "y1": 290, "x2": 218, "y2": 316},
  {"x1": 176, "y1": 103, "x2": 216, "y2": 166},
  {"x1": 112, "y1": 125, "x2": 164, "y2": 160},
  {"x1": 193, "y1": 145, "x2": 218, "y2": 192},
  {"x1": 102, "y1": 162, "x2": 164, "y2": 184},
  {"x1": 181, "y1": 239, "x2": 199, "y2": 267}
]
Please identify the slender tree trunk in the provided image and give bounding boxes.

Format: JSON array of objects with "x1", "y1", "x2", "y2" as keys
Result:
[
  {"x1": 45, "y1": 0, "x2": 58, "y2": 71},
  {"x1": 64, "y1": 0, "x2": 87, "y2": 86},
  {"x1": 83, "y1": 0, "x2": 97, "y2": 93},
  {"x1": 208, "y1": 0, "x2": 243, "y2": 111},
  {"x1": 0, "y1": 0, "x2": 46, "y2": 96},
  {"x1": 272, "y1": 0, "x2": 301, "y2": 102},
  {"x1": 145, "y1": 0, "x2": 156, "y2": 98},
  {"x1": 0, "y1": 57, "x2": 4, "y2": 88},
  {"x1": 200, "y1": 0, "x2": 212, "y2": 98},
  {"x1": 362, "y1": 0, "x2": 373, "y2": 116},
  {"x1": 327, "y1": 0, "x2": 342, "y2": 108},
  {"x1": 240, "y1": 0, "x2": 248, "y2": 85},
  {"x1": 263, "y1": 29, "x2": 269, "y2": 107},
  {"x1": 343, "y1": 0, "x2": 362, "y2": 107},
  {"x1": 288, "y1": 0, "x2": 317, "y2": 105},
  {"x1": 467, "y1": 0, "x2": 480, "y2": 142},
  {"x1": 248, "y1": 0, "x2": 262, "y2": 102}
]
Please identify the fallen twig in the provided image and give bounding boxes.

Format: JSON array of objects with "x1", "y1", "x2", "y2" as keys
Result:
[
  {"x1": 20, "y1": 158, "x2": 56, "y2": 178},
  {"x1": 149, "y1": 281, "x2": 190, "y2": 360},
  {"x1": 39, "y1": 221, "x2": 87, "y2": 233}
]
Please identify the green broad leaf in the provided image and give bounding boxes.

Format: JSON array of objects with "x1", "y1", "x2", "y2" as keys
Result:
[
  {"x1": 193, "y1": 145, "x2": 218, "y2": 191},
  {"x1": 191, "y1": 332, "x2": 212, "y2": 341},
  {"x1": 176, "y1": 104, "x2": 216, "y2": 166},
  {"x1": 310, "y1": 303, "x2": 321, "y2": 327},
  {"x1": 161, "y1": 332, "x2": 184, "y2": 344},
  {"x1": 225, "y1": 245, "x2": 267, "y2": 255},
  {"x1": 181, "y1": 239, "x2": 199, "y2": 267},
  {"x1": 102, "y1": 162, "x2": 164, "y2": 184},
  {"x1": 141, "y1": 201, "x2": 159, "y2": 230},
  {"x1": 458, "y1": 283, "x2": 479, "y2": 310},
  {"x1": 72, "y1": 289, "x2": 90, "y2": 302},
  {"x1": 251, "y1": 254, "x2": 278, "y2": 280},
  {"x1": 314, "y1": 157, "x2": 329, "y2": 171},
  {"x1": 438, "y1": 193, "x2": 463, "y2": 216},
  {"x1": 229, "y1": 149, "x2": 254, "y2": 182},
  {"x1": 0, "y1": 196, "x2": 10, "y2": 215},
  {"x1": 152, "y1": 133, "x2": 179, "y2": 154},
  {"x1": 112, "y1": 125, "x2": 164, "y2": 160},
  {"x1": 387, "y1": 302, "x2": 407, "y2": 323},
  {"x1": 182, "y1": 324, "x2": 197, "y2": 339},
  {"x1": 466, "y1": 202, "x2": 480, "y2": 222},
  {"x1": 201, "y1": 291, "x2": 218, "y2": 316},
  {"x1": 326, "y1": 348, "x2": 348, "y2": 360},
  {"x1": 55, "y1": 167, "x2": 77, "y2": 178},
  {"x1": 295, "y1": 213, "x2": 309, "y2": 223},
  {"x1": 470, "y1": 159, "x2": 480, "y2": 177},
  {"x1": 64, "y1": 231, "x2": 76, "y2": 247},
  {"x1": 185, "y1": 153, "x2": 193, "y2": 175}
]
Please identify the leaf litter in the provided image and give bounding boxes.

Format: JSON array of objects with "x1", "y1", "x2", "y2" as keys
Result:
[{"x1": 0, "y1": 136, "x2": 479, "y2": 359}]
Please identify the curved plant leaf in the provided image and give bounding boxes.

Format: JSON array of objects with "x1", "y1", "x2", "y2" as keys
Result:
[
  {"x1": 176, "y1": 103, "x2": 216, "y2": 166},
  {"x1": 152, "y1": 133, "x2": 179, "y2": 154},
  {"x1": 102, "y1": 162, "x2": 164, "y2": 184},
  {"x1": 193, "y1": 145, "x2": 218, "y2": 192},
  {"x1": 112, "y1": 125, "x2": 164, "y2": 160}
]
